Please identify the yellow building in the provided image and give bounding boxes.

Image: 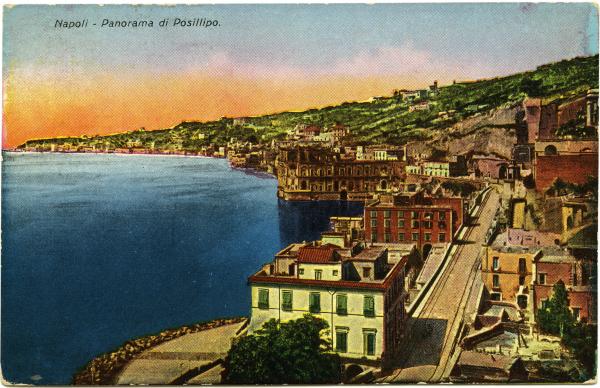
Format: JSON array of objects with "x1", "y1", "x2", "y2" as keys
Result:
[
  {"x1": 482, "y1": 244, "x2": 542, "y2": 309},
  {"x1": 422, "y1": 161, "x2": 450, "y2": 177},
  {"x1": 248, "y1": 243, "x2": 408, "y2": 365}
]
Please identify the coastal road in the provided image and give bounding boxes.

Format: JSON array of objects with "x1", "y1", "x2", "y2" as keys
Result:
[{"x1": 381, "y1": 188, "x2": 500, "y2": 383}]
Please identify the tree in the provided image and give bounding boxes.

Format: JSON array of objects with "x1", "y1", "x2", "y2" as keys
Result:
[
  {"x1": 537, "y1": 281, "x2": 574, "y2": 336},
  {"x1": 537, "y1": 281, "x2": 597, "y2": 379},
  {"x1": 520, "y1": 77, "x2": 543, "y2": 97},
  {"x1": 222, "y1": 314, "x2": 341, "y2": 384}
]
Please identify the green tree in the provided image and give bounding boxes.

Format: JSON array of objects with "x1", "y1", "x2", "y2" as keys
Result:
[
  {"x1": 537, "y1": 281, "x2": 574, "y2": 336},
  {"x1": 222, "y1": 314, "x2": 341, "y2": 384}
]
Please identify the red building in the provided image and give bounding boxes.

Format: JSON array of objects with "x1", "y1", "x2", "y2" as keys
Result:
[
  {"x1": 533, "y1": 140, "x2": 598, "y2": 191},
  {"x1": 532, "y1": 247, "x2": 595, "y2": 323},
  {"x1": 364, "y1": 191, "x2": 465, "y2": 258}
]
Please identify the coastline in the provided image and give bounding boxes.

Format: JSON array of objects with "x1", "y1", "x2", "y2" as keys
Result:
[
  {"x1": 72, "y1": 317, "x2": 247, "y2": 385},
  {"x1": 4, "y1": 149, "x2": 277, "y2": 178}
]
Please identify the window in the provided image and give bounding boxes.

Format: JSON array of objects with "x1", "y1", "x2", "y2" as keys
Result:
[
  {"x1": 438, "y1": 233, "x2": 446, "y2": 242},
  {"x1": 384, "y1": 219, "x2": 391, "y2": 228},
  {"x1": 411, "y1": 211, "x2": 419, "y2": 219},
  {"x1": 541, "y1": 299, "x2": 549, "y2": 309},
  {"x1": 370, "y1": 210, "x2": 377, "y2": 218},
  {"x1": 439, "y1": 212, "x2": 446, "y2": 221},
  {"x1": 518, "y1": 258, "x2": 526, "y2": 273},
  {"x1": 424, "y1": 212, "x2": 433, "y2": 220},
  {"x1": 572, "y1": 308, "x2": 581, "y2": 321},
  {"x1": 397, "y1": 211, "x2": 405, "y2": 218},
  {"x1": 384, "y1": 233, "x2": 391, "y2": 243},
  {"x1": 315, "y1": 270, "x2": 322, "y2": 280},
  {"x1": 492, "y1": 274, "x2": 500, "y2": 288},
  {"x1": 539, "y1": 273, "x2": 546, "y2": 285},
  {"x1": 258, "y1": 289, "x2": 269, "y2": 309},
  {"x1": 398, "y1": 219, "x2": 405, "y2": 228},
  {"x1": 364, "y1": 296, "x2": 375, "y2": 317},
  {"x1": 363, "y1": 267, "x2": 371, "y2": 278},
  {"x1": 371, "y1": 219, "x2": 377, "y2": 227},
  {"x1": 398, "y1": 233, "x2": 405, "y2": 241},
  {"x1": 492, "y1": 257, "x2": 499, "y2": 270},
  {"x1": 309, "y1": 292, "x2": 321, "y2": 313},
  {"x1": 332, "y1": 270, "x2": 339, "y2": 277},
  {"x1": 425, "y1": 233, "x2": 431, "y2": 241},
  {"x1": 423, "y1": 221, "x2": 432, "y2": 229},
  {"x1": 384, "y1": 210, "x2": 391, "y2": 218},
  {"x1": 412, "y1": 233, "x2": 419, "y2": 241},
  {"x1": 298, "y1": 268, "x2": 304, "y2": 275},
  {"x1": 371, "y1": 232, "x2": 378, "y2": 242},
  {"x1": 336, "y1": 294, "x2": 347, "y2": 315},
  {"x1": 364, "y1": 331, "x2": 376, "y2": 356},
  {"x1": 490, "y1": 292, "x2": 501, "y2": 301},
  {"x1": 412, "y1": 220, "x2": 419, "y2": 228},
  {"x1": 519, "y1": 276, "x2": 525, "y2": 286},
  {"x1": 281, "y1": 290, "x2": 293, "y2": 311},
  {"x1": 336, "y1": 330, "x2": 348, "y2": 353}
]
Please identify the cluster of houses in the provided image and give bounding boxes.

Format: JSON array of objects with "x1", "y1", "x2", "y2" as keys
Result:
[{"x1": 248, "y1": 188, "x2": 467, "y2": 372}]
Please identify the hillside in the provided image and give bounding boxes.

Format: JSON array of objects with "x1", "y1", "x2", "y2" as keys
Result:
[{"x1": 19, "y1": 55, "x2": 599, "y2": 150}]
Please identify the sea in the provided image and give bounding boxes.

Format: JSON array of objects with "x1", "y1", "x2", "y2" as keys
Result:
[{"x1": 1, "y1": 152, "x2": 363, "y2": 385}]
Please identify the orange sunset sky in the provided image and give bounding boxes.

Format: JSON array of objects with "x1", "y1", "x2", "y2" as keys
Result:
[{"x1": 3, "y1": 4, "x2": 598, "y2": 148}]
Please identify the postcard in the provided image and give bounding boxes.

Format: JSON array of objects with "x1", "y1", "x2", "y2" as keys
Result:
[{"x1": 1, "y1": 3, "x2": 598, "y2": 385}]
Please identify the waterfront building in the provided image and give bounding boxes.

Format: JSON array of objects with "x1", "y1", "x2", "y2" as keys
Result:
[
  {"x1": 276, "y1": 145, "x2": 406, "y2": 201},
  {"x1": 363, "y1": 191, "x2": 465, "y2": 257},
  {"x1": 329, "y1": 216, "x2": 364, "y2": 242},
  {"x1": 248, "y1": 241, "x2": 409, "y2": 366}
]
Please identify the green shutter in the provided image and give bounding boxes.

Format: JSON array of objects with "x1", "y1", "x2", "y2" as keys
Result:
[
  {"x1": 364, "y1": 296, "x2": 375, "y2": 317},
  {"x1": 309, "y1": 292, "x2": 321, "y2": 313},
  {"x1": 366, "y1": 333, "x2": 376, "y2": 355},
  {"x1": 336, "y1": 332, "x2": 347, "y2": 353},
  {"x1": 336, "y1": 295, "x2": 347, "y2": 315},
  {"x1": 258, "y1": 289, "x2": 269, "y2": 309},
  {"x1": 282, "y1": 290, "x2": 292, "y2": 311}
]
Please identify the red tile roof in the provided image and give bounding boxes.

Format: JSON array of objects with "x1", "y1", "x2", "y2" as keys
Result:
[{"x1": 297, "y1": 244, "x2": 339, "y2": 263}]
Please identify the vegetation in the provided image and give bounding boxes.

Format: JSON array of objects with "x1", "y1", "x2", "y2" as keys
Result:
[
  {"x1": 20, "y1": 55, "x2": 598, "y2": 150},
  {"x1": 546, "y1": 176, "x2": 598, "y2": 199},
  {"x1": 441, "y1": 180, "x2": 477, "y2": 197},
  {"x1": 537, "y1": 282, "x2": 597, "y2": 380},
  {"x1": 222, "y1": 315, "x2": 341, "y2": 384}
]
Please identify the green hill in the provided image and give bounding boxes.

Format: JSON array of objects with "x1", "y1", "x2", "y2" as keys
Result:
[{"x1": 19, "y1": 55, "x2": 598, "y2": 150}]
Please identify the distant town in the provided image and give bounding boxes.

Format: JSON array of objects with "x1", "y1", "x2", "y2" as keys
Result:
[{"x1": 15, "y1": 55, "x2": 598, "y2": 384}]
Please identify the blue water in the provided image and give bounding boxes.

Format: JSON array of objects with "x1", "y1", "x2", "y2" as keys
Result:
[{"x1": 1, "y1": 152, "x2": 363, "y2": 385}]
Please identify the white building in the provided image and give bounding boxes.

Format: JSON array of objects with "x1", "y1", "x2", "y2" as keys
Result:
[{"x1": 248, "y1": 242, "x2": 409, "y2": 365}]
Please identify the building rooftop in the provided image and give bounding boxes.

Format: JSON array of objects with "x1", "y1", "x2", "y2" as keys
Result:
[
  {"x1": 297, "y1": 244, "x2": 340, "y2": 264},
  {"x1": 538, "y1": 247, "x2": 575, "y2": 263},
  {"x1": 346, "y1": 246, "x2": 386, "y2": 262},
  {"x1": 493, "y1": 229, "x2": 561, "y2": 248},
  {"x1": 457, "y1": 350, "x2": 518, "y2": 371}
]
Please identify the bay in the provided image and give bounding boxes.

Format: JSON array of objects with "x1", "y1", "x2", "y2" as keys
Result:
[{"x1": 1, "y1": 152, "x2": 363, "y2": 384}]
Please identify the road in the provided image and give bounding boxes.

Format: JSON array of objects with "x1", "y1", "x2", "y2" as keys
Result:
[{"x1": 380, "y1": 188, "x2": 500, "y2": 383}]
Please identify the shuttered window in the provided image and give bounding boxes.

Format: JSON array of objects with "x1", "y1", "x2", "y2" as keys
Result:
[
  {"x1": 336, "y1": 294, "x2": 347, "y2": 315},
  {"x1": 281, "y1": 290, "x2": 292, "y2": 311},
  {"x1": 309, "y1": 292, "x2": 321, "y2": 313},
  {"x1": 364, "y1": 332, "x2": 376, "y2": 355},
  {"x1": 258, "y1": 289, "x2": 269, "y2": 309},
  {"x1": 336, "y1": 331, "x2": 348, "y2": 353},
  {"x1": 364, "y1": 295, "x2": 375, "y2": 317}
]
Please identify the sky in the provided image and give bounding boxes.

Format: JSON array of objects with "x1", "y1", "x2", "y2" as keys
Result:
[{"x1": 2, "y1": 3, "x2": 598, "y2": 148}]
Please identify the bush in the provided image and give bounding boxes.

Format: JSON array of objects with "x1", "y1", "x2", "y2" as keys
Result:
[{"x1": 222, "y1": 314, "x2": 341, "y2": 384}]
